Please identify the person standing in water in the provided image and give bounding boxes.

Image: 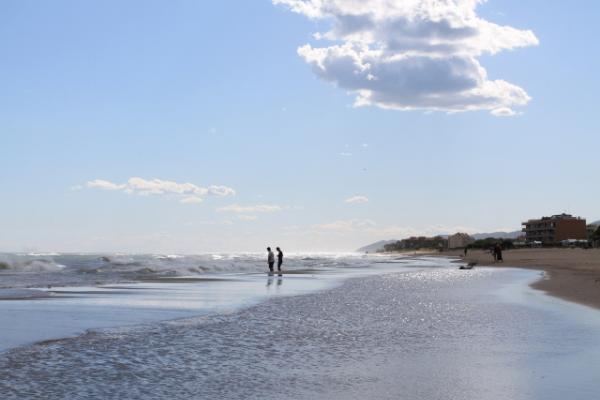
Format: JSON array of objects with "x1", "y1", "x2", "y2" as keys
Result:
[
  {"x1": 276, "y1": 247, "x2": 283, "y2": 272},
  {"x1": 267, "y1": 247, "x2": 275, "y2": 273}
]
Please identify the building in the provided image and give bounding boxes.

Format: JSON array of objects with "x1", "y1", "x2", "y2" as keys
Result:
[
  {"x1": 447, "y1": 232, "x2": 474, "y2": 249},
  {"x1": 521, "y1": 214, "x2": 587, "y2": 244},
  {"x1": 587, "y1": 223, "x2": 599, "y2": 239},
  {"x1": 589, "y1": 224, "x2": 600, "y2": 248}
]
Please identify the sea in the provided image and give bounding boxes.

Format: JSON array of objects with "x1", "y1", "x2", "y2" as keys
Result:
[{"x1": 1, "y1": 252, "x2": 599, "y2": 399}]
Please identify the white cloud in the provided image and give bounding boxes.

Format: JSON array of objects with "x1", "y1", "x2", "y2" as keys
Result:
[
  {"x1": 339, "y1": 152, "x2": 353, "y2": 157},
  {"x1": 180, "y1": 196, "x2": 204, "y2": 204},
  {"x1": 84, "y1": 177, "x2": 235, "y2": 204},
  {"x1": 86, "y1": 179, "x2": 125, "y2": 191},
  {"x1": 345, "y1": 195, "x2": 369, "y2": 204},
  {"x1": 274, "y1": 0, "x2": 538, "y2": 116},
  {"x1": 207, "y1": 185, "x2": 237, "y2": 197},
  {"x1": 490, "y1": 107, "x2": 519, "y2": 117},
  {"x1": 217, "y1": 204, "x2": 285, "y2": 213},
  {"x1": 238, "y1": 215, "x2": 259, "y2": 221}
]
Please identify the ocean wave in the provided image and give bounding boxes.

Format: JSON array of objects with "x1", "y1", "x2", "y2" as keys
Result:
[
  {"x1": 98, "y1": 255, "x2": 143, "y2": 266},
  {"x1": 68, "y1": 254, "x2": 268, "y2": 277},
  {"x1": 0, "y1": 257, "x2": 66, "y2": 273},
  {"x1": 154, "y1": 255, "x2": 185, "y2": 261},
  {"x1": 0, "y1": 252, "x2": 387, "y2": 289}
]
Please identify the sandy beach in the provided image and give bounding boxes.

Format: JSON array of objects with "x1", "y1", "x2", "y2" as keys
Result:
[{"x1": 435, "y1": 248, "x2": 600, "y2": 310}]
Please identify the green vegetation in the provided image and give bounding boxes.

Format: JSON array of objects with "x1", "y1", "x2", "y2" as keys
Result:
[
  {"x1": 382, "y1": 236, "x2": 447, "y2": 252},
  {"x1": 380, "y1": 236, "x2": 517, "y2": 252},
  {"x1": 0, "y1": 261, "x2": 9, "y2": 270},
  {"x1": 468, "y1": 238, "x2": 515, "y2": 250}
]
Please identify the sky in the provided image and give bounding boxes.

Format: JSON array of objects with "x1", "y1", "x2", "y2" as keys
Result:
[{"x1": 1, "y1": 0, "x2": 598, "y2": 253}]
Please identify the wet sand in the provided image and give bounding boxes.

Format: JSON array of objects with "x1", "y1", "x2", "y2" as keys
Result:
[{"x1": 435, "y1": 248, "x2": 600, "y2": 310}]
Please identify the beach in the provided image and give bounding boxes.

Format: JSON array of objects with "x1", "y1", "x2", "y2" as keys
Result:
[
  {"x1": 2, "y1": 0, "x2": 596, "y2": 398},
  {"x1": 436, "y1": 248, "x2": 600, "y2": 310},
  {"x1": 1, "y1": 254, "x2": 600, "y2": 398}
]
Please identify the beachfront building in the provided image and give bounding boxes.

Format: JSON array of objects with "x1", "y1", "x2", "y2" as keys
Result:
[
  {"x1": 522, "y1": 214, "x2": 587, "y2": 244},
  {"x1": 447, "y1": 232, "x2": 474, "y2": 249},
  {"x1": 587, "y1": 223, "x2": 599, "y2": 239},
  {"x1": 589, "y1": 224, "x2": 600, "y2": 248}
]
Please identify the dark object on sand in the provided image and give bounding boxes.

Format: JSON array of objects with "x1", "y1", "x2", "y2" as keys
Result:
[{"x1": 460, "y1": 262, "x2": 477, "y2": 270}]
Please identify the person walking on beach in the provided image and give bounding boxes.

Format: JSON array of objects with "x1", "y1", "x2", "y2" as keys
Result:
[
  {"x1": 494, "y1": 243, "x2": 503, "y2": 263},
  {"x1": 464, "y1": 246, "x2": 468, "y2": 257},
  {"x1": 276, "y1": 247, "x2": 283, "y2": 272},
  {"x1": 490, "y1": 246, "x2": 497, "y2": 262},
  {"x1": 267, "y1": 247, "x2": 275, "y2": 272}
]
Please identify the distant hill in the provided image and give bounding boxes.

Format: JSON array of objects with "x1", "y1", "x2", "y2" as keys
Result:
[
  {"x1": 591, "y1": 220, "x2": 600, "y2": 226},
  {"x1": 356, "y1": 240, "x2": 398, "y2": 253},
  {"x1": 358, "y1": 230, "x2": 523, "y2": 252},
  {"x1": 472, "y1": 231, "x2": 522, "y2": 240}
]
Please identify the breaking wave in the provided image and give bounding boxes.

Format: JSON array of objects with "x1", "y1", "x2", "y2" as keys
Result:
[
  {"x1": 0, "y1": 256, "x2": 65, "y2": 273},
  {"x1": 0, "y1": 252, "x2": 373, "y2": 289}
]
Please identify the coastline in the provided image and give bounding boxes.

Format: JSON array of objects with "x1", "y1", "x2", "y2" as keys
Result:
[
  {"x1": 4, "y1": 265, "x2": 599, "y2": 398},
  {"x1": 432, "y1": 248, "x2": 600, "y2": 310}
]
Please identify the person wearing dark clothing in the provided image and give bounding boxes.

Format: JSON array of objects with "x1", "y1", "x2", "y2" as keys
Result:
[
  {"x1": 276, "y1": 247, "x2": 283, "y2": 271},
  {"x1": 267, "y1": 247, "x2": 275, "y2": 272},
  {"x1": 464, "y1": 247, "x2": 468, "y2": 257},
  {"x1": 494, "y1": 244, "x2": 503, "y2": 262},
  {"x1": 490, "y1": 246, "x2": 497, "y2": 262}
]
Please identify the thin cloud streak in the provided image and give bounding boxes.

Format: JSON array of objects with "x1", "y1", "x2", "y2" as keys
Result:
[
  {"x1": 84, "y1": 177, "x2": 235, "y2": 204},
  {"x1": 345, "y1": 195, "x2": 369, "y2": 204}
]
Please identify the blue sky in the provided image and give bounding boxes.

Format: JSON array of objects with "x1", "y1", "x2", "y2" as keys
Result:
[{"x1": 1, "y1": 0, "x2": 598, "y2": 253}]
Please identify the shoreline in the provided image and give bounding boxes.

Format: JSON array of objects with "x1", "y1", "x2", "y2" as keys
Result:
[
  {"x1": 0, "y1": 258, "x2": 439, "y2": 352},
  {"x1": 5, "y1": 264, "x2": 598, "y2": 398},
  {"x1": 0, "y1": 271, "x2": 344, "y2": 353},
  {"x1": 429, "y1": 248, "x2": 600, "y2": 310}
]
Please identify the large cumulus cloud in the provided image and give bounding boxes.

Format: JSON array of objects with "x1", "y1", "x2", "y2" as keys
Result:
[{"x1": 274, "y1": 0, "x2": 538, "y2": 115}]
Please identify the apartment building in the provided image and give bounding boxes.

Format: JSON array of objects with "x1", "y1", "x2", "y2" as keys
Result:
[{"x1": 522, "y1": 213, "x2": 587, "y2": 244}]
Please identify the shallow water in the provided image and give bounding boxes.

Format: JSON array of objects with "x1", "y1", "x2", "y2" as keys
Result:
[
  {"x1": 0, "y1": 254, "x2": 436, "y2": 351},
  {"x1": 0, "y1": 274, "x2": 335, "y2": 351},
  {"x1": 1, "y1": 258, "x2": 599, "y2": 399}
]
